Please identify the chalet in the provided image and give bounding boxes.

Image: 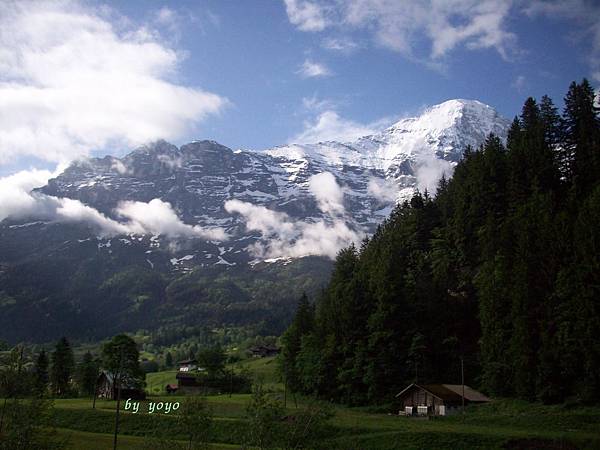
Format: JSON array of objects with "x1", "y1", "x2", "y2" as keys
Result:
[
  {"x1": 395, "y1": 383, "x2": 490, "y2": 416},
  {"x1": 248, "y1": 345, "x2": 280, "y2": 358},
  {"x1": 178, "y1": 358, "x2": 198, "y2": 372},
  {"x1": 96, "y1": 370, "x2": 145, "y2": 400}
]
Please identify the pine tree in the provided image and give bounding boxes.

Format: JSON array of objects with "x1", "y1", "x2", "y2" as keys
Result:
[
  {"x1": 540, "y1": 94, "x2": 562, "y2": 147},
  {"x1": 33, "y1": 350, "x2": 49, "y2": 395},
  {"x1": 563, "y1": 79, "x2": 600, "y2": 195},
  {"x1": 76, "y1": 352, "x2": 99, "y2": 396},
  {"x1": 279, "y1": 293, "x2": 315, "y2": 393},
  {"x1": 165, "y1": 351, "x2": 173, "y2": 368},
  {"x1": 50, "y1": 337, "x2": 74, "y2": 397}
]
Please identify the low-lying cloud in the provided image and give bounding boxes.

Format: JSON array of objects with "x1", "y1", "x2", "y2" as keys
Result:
[
  {"x1": 225, "y1": 171, "x2": 362, "y2": 259},
  {"x1": 116, "y1": 199, "x2": 226, "y2": 240},
  {"x1": 414, "y1": 156, "x2": 455, "y2": 194},
  {"x1": 0, "y1": 169, "x2": 225, "y2": 240},
  {"x1": 309, "y1": 172, "x2": 345, "y2": 215},
  {"x1": 225, "y1": 199, "x2": 361, "y2": 260},
  {"x1": 367, "y1": 177, "x2": 399, "y2": 203}
]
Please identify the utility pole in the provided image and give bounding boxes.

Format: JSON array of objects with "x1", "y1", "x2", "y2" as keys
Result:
[
  {"x1": 283, "y1": 377, "x2": 287, "y2": 408},
  {"x1": 113, "y1": 348, "x2": 124, "y2": 450},
  {"x1": 461, "y1": 356, "x2": 465, "y2": 423},
  {"x1": 92, "y1": 370, "x2": 98, "y2": 409}
]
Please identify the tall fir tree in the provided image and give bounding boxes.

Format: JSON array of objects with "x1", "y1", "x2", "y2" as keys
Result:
[
  {"x1": 33, "y1": 350, "x2": 49, "y2": 395},
  {"x1": 50, "y1": 337, "x2": 74, "y2": 397},
  {"x1": 563, "y1": 79, "x2": 600, "y2": 195},
  {"x1": 76, "y1": 352, "x2": 99, "y2": 396}
]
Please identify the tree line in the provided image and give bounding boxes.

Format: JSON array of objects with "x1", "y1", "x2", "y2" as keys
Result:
[
  {"x1": 279, "y1": 79, "x2": 600, "y2": 405},
  {"x1": 0, "y1": 335, "x2": 143, "y2": 400}
]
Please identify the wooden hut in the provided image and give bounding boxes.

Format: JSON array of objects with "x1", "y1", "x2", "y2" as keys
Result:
[{"x1": 395, "y1": 383, "x2": 490, "y2": 416}]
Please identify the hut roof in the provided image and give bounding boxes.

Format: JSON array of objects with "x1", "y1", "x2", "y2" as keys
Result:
[{"x1": 395, "y1": 383, "x2": 490, "y2": 403}]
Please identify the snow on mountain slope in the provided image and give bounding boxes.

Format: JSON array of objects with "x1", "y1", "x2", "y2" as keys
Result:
[{"x1": 2, "y1": 99, "x2": 510, "y2": 266}]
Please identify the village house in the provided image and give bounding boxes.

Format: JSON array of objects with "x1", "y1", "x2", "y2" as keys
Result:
[
  {"x1": 395, "y1": 383, "x2": 490, "y2": 416},
  {"x1": 177, "y1": 358, "x2": 199, "y2": 372},
  {"x1": 96, "y1": 370, "x2": 145, "y2": 400},
  {"x1": 247, "y1": 344, "x2": 280, "y2": 358}
]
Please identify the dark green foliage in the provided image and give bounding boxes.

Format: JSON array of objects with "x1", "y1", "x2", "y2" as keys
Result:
[
  {"x1": 278, "y1": 293, "x2": 315, "y2": 393},
  {"x1": 75, "y1": 352, "x2": 99, "y2": 396},
  {"x1": 165, "y1": 351, "x2": 173, "y2": 368},
  {"x1": 33, "y1": 350, "x2": 49, "y2": 395},
  {"x1": 196, "y1": 346, "x2": 227, "y2": 377},
  {"x1": 101, "y1": 334, "x2": 144, "y2": 388},
  {"x1": 0, "y1": 249, "x2": 332, "y2": 343},
  {"x1": 178, "y1": 396, "x2": 213, "y2": 450},
  {"x1": 242, "y1": 383, "x2": 284, "y2": 449},
  {"x1": 50, "y1": 337, "x2": 75, "y2": 397},
  {"x1": 282, "y1": 80, "x2": 600, "y2": 405},
  {"x1": 563, "y1": 79, "x2": 600, "y2": 194},
  {"x1": 0, "y1": 398, "x2": 67, "y2": 450}
]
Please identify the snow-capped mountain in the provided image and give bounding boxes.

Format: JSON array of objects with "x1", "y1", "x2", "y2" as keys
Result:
[
  {"x1": 0, "y1": 99, "x2": 510, "y2": 342},
  {"x1": 27, "y1": 99, "x2": 509, "y2": 268}
]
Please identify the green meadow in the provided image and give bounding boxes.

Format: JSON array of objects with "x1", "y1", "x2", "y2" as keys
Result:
[{"x1": 38, "y1": 357, "x2": 600, "y2": 449}]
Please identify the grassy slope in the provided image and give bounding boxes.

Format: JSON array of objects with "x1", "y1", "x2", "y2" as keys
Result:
[
  {"x1": 145, "y1": 370, "x2": 178, "y2": 395},
  {"x1": 46, "y1": 358, "x2": 600, "y2": 449},
  {"x1": 144, "y1": 356, "x2": 281, "y2": 396}
]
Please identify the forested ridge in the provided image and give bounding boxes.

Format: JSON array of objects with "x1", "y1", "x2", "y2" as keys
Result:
[{"x1": 280, "y1": 79, "x2": 600, "y2": 405}]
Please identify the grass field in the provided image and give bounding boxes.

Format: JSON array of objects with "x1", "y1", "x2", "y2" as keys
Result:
[
  {"x1": 11, "y1": 357, "x2": 600, "y2": 449},
  {"x1": 145, "y1": 356, "x2": 282, "y2": 396},
  {"x1": 49, "y1": 396, "x2": 600, "y2": 449}
]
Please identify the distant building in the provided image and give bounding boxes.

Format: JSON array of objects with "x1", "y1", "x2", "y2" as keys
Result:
[
  {"x1": 178, "y1": 358, "x2": 198, "y2": 372},
  {"x1": 165, "y1": 383, "x2": 179, "y2": 394},
  {"x1": 96, "y1": 370, "x2": 145, "y2": 400},
  {"x1": 395, "y1": 383, "x2": 490, "y2": 416},
  {"x1": 248, "y1": 345, "x2": 280, "y2": 358}
]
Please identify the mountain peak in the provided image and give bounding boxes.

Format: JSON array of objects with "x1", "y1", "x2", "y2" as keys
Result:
[{"x1": 386, "y1": 99, "x2": 498, "y2": 133}]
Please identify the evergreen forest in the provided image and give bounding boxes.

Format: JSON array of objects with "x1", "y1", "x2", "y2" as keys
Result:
[{"x1": 280, "y1": 79, "x2": 600, "y2": 406}]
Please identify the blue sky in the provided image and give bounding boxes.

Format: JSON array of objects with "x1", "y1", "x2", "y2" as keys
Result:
[{"x1": 0, "y1": 0, "x2": 599, "y2": 176}]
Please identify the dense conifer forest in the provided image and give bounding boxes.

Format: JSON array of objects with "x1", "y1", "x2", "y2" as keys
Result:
[{"x1": 280, "y1": 79, "x2": 600, "y2": 406}]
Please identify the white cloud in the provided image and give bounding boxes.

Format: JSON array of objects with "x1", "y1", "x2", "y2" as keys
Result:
[
  {"x1": 367, "y1": 177, "x2": 399, "y2": 203},
  {"x1": 0, "y1": 1, "x2": 228, "y2": 165},
  {"x1": 322, "y1": 37, "x2": 359, "y2": 53},
  {"x1": 309, "y1": 172, "x2": 345, "y2": 215},
  {"x1": 301, "y1": 95, "x2": 337, "y2": 112},
  {"x1": 511, "y1": 74, "x2": 526, "y2": 92},
  {"x1": 298, "y1": 59, "x2": 332, "y2": 78},
  {"x1": 225, "y1": 199, "x2": 362, "y2": 259},
  {"x1": 414, "y1": 156, "x2": 455, "y2": 194},
  {"x1": 116, "y1": 199, "x2": 226, "y2": 240},
  {"x1": 284, "y1": 0, "x2": 518, "y2": 62},
  {"x1": 0, "y1": 168, "x2": 57, "y2": 222},
  {"x1": 0, "y1": 168, "x2": 225, "y2": 240},
  {"x1": 55, "y1": 197, "x2": 132, "y2": 235},
  {"x1": 225, "y1": 172, "x2": 360, "y2": 259},
  {"x1": 525, "y1": 0, "x2": 600, "y2": 83},
  {"x1": 157, "y1": 153, "x2": 183, "y2": 169},
  {"x1": 284, "y1": 0, "x2": 329, "y2": 31},
  {"x1": 291, "y1": 110, "x2": 387, "y2": 143},
  {"x1": 110, "y1": 159, "x2": 131, "y2": 175}
]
